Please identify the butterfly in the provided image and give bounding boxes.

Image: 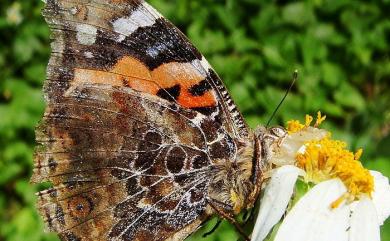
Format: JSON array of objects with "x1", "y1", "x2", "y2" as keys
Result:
[{"x1": 31, "y1": 0, "x2": 286, "y2": 240}]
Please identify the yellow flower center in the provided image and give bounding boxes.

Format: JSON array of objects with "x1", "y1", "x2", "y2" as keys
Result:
[
  {"x1": 286, "y1": 112, "x2": 374, "y2": 207},
  {"x1": 287, "y1": 111, "x2": 326, "y2": 134}
]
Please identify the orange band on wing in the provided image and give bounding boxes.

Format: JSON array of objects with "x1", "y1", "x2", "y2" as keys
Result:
[{"x1": 73, "y1": 56, "x2": 217, "y2": 108}]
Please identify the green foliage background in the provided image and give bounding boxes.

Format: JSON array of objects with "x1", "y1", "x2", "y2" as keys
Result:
[{"x1": 0, "y1": 0, "x2": 389, "y2": 240}]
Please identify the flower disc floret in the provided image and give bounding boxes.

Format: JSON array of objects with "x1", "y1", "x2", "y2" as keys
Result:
[
  {"x1": 287, "y1": 112, "x2": 374, "y2": 204},
  {"x1": 296, "y1": 137, "x2": 374, "y2": 200},
  {"x1": 287, "y1": 111, "x2": 326, "y2": 134}
]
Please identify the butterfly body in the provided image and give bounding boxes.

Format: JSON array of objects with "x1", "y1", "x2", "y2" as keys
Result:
[{"x1": 32, "y1": 1, "x2": 285, "y2": 240}]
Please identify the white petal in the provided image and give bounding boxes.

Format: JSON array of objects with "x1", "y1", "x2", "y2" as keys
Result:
[
  {"x1": 251, "y1": 165, "x2": 303, "y2": 241},
  {"x1": 271, "y1": 127, "x2": 327, "y2": 166},
  {"x1": 349, "y1": 197, "x2": 380, "y2": 241},
  {"x1": 275, "y1": 179, "x2": 350, "y2": 241},
  {"x1": 370, "y1": 170, "x2": 390, "y2": 225}
]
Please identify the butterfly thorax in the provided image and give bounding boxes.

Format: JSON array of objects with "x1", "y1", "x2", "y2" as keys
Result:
[{"x1": 207, "y1": 126, "x2": 287, "y2": 215}]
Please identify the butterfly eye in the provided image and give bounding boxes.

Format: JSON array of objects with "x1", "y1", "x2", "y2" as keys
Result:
[{"x1": 270, "y1": 126, "x2": 287, "y2": 138}]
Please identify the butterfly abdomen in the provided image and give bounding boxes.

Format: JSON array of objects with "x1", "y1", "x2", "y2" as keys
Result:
[{"x1": 207, "y1": 141, "x2": 256, "y2": 215}]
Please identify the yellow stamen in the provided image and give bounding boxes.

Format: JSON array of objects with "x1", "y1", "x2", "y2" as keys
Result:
[
  {"x1": 315, "y1": 111, "x2": 326, "y2": 127},
  {"x1": 287, "y1": 112, "x2": 326, "y2": 134},
  {"x1": 287, "y1": 120, "x2": 305, "y2": 134},
  {"x1": 355, "y1": 149, "x2": 363, "y2": 160},
  {"x1": 330, "y1": 193, "x2": 348, "y2": 209},
  {"x1": 295, "y1": 137, "x2": 374, "y2": 202},
  {"x1": 286, "y1": 120, "x2": 305, "y2": 134},
  {"x1": 287, "y1": 113, "x2": 374, "y2": 207},
  {"x1": 305, "y1": 114, "x2": 313, "y2": 126}
]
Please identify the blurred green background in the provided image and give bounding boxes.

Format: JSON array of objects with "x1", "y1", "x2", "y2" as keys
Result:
[{"x1": 0, "y1": 0, "x2": 389, "y2": 240}]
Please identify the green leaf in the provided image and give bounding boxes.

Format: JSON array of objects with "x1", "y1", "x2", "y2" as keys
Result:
[
  {"x1": 282, "y1": 2, "x2": 315, "y2": 27},
  {"x1": 321, "y1": 62, "x2": 346, "y2": 87},
  {"x1": 333, "y1": 82, "x2": 366, "y2": 111},
  {"x1": 24, "y1": 64, "x2": 45, "y2": 85},
  {"x1": 365, "y1": 157, "x2": 390, "y2": 178},
  {"x1": 262, "y1": 45, "x2": 286, "y2": 67}
]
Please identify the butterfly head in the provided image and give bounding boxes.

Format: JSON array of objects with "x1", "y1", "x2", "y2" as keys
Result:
[{"x1": 255, "y1": 125, "x2": 288, "y2": 168}]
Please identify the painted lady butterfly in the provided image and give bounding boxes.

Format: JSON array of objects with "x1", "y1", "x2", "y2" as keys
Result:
[{"x1": 32, "y1": 1, "x2": 286, "y2": 240}]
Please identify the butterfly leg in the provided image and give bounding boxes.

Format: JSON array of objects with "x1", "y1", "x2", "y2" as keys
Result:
[
  {"x1": 243, "y1": 207, "x2": 256, "y2": 225},
  {"x1": 206, "y1": 198, "x2": 250, "y2": 241},
  {"x1": 202, "y1": 219, "x2": 222, "y2": 238}
]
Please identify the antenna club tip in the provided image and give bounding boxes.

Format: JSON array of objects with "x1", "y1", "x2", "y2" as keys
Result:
[{"x1": 292, "y1": 70, "x2": 299, "y2": 80}]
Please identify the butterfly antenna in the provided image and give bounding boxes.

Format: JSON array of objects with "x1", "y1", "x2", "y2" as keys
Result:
[{"x1": 266, "y1": 70, "x2": 298, "y2": 127}]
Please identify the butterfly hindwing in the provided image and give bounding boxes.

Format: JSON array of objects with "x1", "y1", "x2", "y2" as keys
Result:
[{"x1": 34, "y1": 83, "x2": 218, "y2": 240}]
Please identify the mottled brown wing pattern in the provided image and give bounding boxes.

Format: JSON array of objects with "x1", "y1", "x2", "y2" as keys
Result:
[
  {"x1": 32, "y1": 0, "x2": 252, "y2": 240},
  {"x1": 33, "y1": 84, "x2": 220, "y2": 240}
]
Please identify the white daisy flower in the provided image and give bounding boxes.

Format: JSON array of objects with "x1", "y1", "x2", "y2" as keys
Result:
[{"x1": 252, "y1": 112, "x2": 390, "y2": 241}]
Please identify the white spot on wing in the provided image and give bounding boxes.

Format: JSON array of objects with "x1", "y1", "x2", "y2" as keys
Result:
[
  {"x1": 112, "y1": 3, "x2": 157, "y2": 42},
  {"x1": 228, "y1": 104, "x2": 237, "y2": 111},
  {"x1": 210, "y1": 108, "x2": 219, "y2": 121},
  {"x1": 84, "y1": 51, "x2": 94, "y2": 58},
  {"x1": 200, "y1": 56, "x2": 213, "y2": 71},
  {"x1": 191, "y1": 59, "x2": 207, "y2": 77},
  {"x1": 191, "y1": 113, "x2": 206, "y2": 126},
  {"x1": 191, "y1": 56, "x2": 214, "y2": 77},
  {"x1": 146, "y1": 47, "x2": 159, "y2": 58},
  {"x1": 76, "y1": 24, "x2": 97, "y2": 46},
  {"x1": 231, "y1": 111, "x2": 240, "y2": 118},
  {"x1": 146, "y1": 43, "x2": 167, "y2": 58},
  {"x1": 70, "y1": 7, "x2": 78, "y2": 15}
]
